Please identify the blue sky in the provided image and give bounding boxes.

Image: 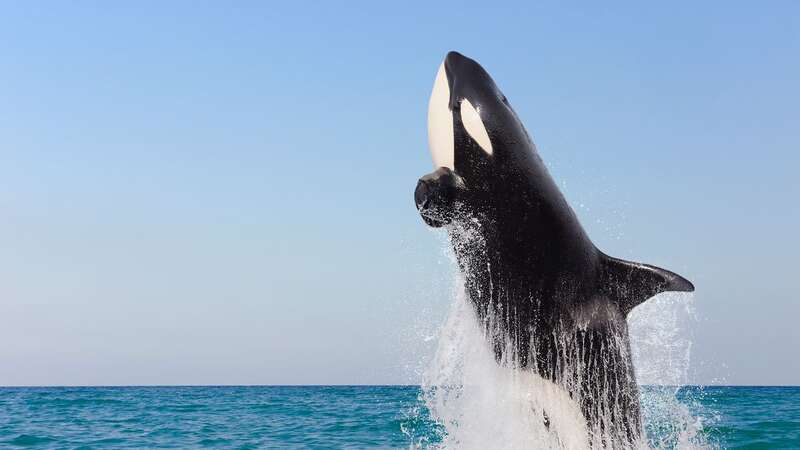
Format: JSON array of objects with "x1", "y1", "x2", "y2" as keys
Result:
[{"x1": 1, "y1": 1, "x2": 797, "y2": 385}]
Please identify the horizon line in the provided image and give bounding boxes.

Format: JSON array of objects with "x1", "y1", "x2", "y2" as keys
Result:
[{"x1": 1, "y1": 383, "x2": 798, "y2": 388}]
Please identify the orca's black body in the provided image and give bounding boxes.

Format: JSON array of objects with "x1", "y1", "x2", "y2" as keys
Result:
[{"x1": 415, "y1": 52, "x2": 694, "y2": 445}]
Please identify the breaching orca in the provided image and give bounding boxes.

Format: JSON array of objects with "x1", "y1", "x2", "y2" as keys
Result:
[{"x1": 415, "y1": 51, "x2": 694, "y2": 445}]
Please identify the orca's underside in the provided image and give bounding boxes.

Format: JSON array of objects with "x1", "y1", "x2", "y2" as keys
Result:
[{"x1": 415, "y1": 51, "x2": 694, "y2": 445}]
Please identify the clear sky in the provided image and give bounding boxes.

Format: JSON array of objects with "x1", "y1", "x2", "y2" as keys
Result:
[{"x1": 1, "y1": 1, "x2": 797, "y2": 386}]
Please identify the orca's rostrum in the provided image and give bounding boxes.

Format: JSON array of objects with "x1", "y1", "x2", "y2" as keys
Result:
[{"x1": 415, "y1": 51, "x2": 694, "y2": 445}]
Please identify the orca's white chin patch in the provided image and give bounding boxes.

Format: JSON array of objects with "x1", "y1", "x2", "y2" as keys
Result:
[{"x1": 428, "y1": 62, "x2": 454, "y2": 170}]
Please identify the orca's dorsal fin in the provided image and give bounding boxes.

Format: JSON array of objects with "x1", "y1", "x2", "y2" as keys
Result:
[{"x1": 601, "y1": 253, "x2": 694, "y2": 315}]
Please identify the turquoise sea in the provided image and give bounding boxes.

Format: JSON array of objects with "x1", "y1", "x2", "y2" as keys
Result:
[{"x1": 0, "y1": 386, "x2": 798, "y2": 449}]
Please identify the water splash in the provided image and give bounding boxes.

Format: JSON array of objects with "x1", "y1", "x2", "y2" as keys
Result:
[
  {"x1": 422, "y1": 280, "x2": 587, "y2": 449},
  {"x1": 629, "y1": 293, "x2": 717, "y2": 449},
  {"x1": 420, "y1": 281, "x2": 714, "y2": 449}
]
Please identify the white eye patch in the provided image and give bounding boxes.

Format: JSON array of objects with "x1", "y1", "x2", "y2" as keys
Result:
[
  {"x1": 427, "y1": 62, "x2": 455, "y2": 169},
  {"x1": 460, "y1": 99, "x2": 493, "y2": 156}
]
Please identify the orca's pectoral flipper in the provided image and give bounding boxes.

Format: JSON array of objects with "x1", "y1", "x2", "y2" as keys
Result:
[{"x1": 601, "y1": 254, "x2": 694, "y2": 315}]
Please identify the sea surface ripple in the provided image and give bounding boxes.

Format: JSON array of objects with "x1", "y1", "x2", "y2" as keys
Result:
[{"x1": 0, "y1": 386, "x2": 797, "y2": 449}]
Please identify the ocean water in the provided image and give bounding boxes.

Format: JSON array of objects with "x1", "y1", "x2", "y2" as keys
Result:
[{"x1": 0, "y1": 385, "x2": 798, "y2": 449}]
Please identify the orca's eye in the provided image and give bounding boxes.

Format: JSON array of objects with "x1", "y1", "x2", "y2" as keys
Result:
[{"x1": 460, "y1": 99, "x2": 493, "y2": 156}]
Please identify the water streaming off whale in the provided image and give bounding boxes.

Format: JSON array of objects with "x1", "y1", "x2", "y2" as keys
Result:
[{"x1": 417, "y1": 257, "x2": 712, "y2": 449}]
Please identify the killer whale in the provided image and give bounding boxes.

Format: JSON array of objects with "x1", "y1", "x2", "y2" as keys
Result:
[{"x1": 415, "y1": 51, "x2": 694, "y2": 445}]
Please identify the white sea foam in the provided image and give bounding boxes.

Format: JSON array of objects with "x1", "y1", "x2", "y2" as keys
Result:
[
  {"x1": 421, "y1": 281, "x2": 589, "y2": 449},
  {"x1": 421, "y1": 278, "x2": 712, "y2": 449}
]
